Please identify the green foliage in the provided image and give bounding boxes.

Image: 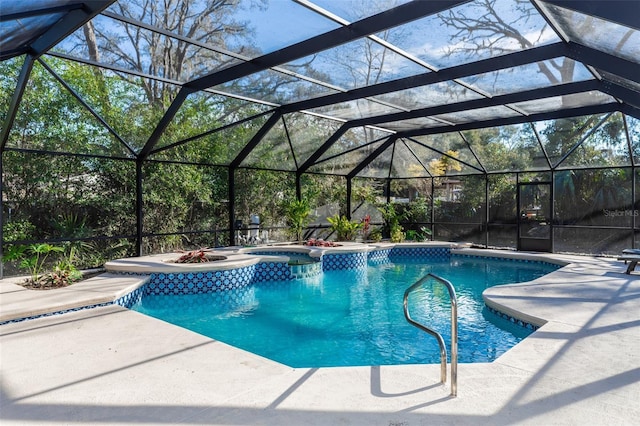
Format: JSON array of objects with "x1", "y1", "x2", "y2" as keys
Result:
[
  {"x1": 52, "y1": 214, "x2": 104, "y2": 268},
  {"x1": 52, "y1": 213, "x2": 91, "y2": 238},
  {"x1": 368, "y1": 227, "x2": 383, "y2": 242},
  {"x1": 301, "y1": 174, "x2": 347, "y2": 218},
  {"x1": 378, "y1": 203, "x2": 399, "y2": 228},
  {"x1": 352, "y1": 183, "x2": 379, "y2": 206},
  {"x1": 405, "y1": 227, "x2": 432, "y2": 242},
  {"x1": 327, "y1": 215, "x2": 362, "y2": 241},
  {"x1": 0, "y1": 57, "x2": 25, "y2": 124},
  {"x1": 488, "y1": 174, "x2": 517, "y2": 222},
  {"x1": 3, "y1": 220, "x2": 35, "y2": 242},
  {"x1": 142, "y1": 162, "x2": 224, "y2": 248},
  {"x1": 236, "y1": 169, "x2": 297, "y2": 235},
  {"x1": 434, "y1": 175, "x2": 485, "y2": 223},
  {"x1": 3, "y1": 245, "x2": 28, "y2": 263},
  {"x1": 390, "y1": 227, "x2": 405, "y2": 243},
  {"x1": 4, "y1": 243, "x2": 65, "y2": 282},
  {"x1": 283, "y1": 198, "x2": 312, "y2": 242},
  {"x1": 0, "y1": 13, "x2": 635, "y2": 264},
  {"x1": 421, "y1": 226, "x2": 433, "y2": 237},
  {"x1": 377, "y1": 203, "x2": 404, "y2": 240},
  {"x1": 42, "y1": 259, "x2": 83, "y2": 288},
  {"x1": 2, "y1": 151, "x2": 138, "y2": 267},
  {"x1": 403, "y1": 197, "x2": 430, "y2": 223},
  {"x1": 554, "y1": 168, "x2": 631, "y2": 226}
]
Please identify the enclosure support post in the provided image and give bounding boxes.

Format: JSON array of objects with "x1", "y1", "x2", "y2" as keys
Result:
[
  {"x1": 633, "y1": 168, "x2": 637, "y2": 248},
  {"x1": 386, "y1": 179, "x2": 391, "y2": 205},
  {"x1": 485, "y1": 174, "x2": 490, "y2": 248},
  {"x1": 228, "y1": 167, "x2": 236, "y2": 246},
  {"x1": 135, "y1": 159, "x2": 144, "y2": 257},
  {"x1": 624, "y1": 116, "x2": 636, "y2": 248},
  {"x1": 346, "y1": 178, "x2": 352, "y2": 220},
  {"x1": 516, "y1": 173, "x2": 520, "y2": 250},
  {"x1": 430, "y1": 178, "x2": 435, "y2": 241},
  {"x1": 550, "y1": 171, "x2": 555, "y2": 253},
  {"x1": 295, "y1": 173, "x2": 302, "y2": 201},
  {"x1": 0, "y1": 55, "x2": 35, "y2": 151}
]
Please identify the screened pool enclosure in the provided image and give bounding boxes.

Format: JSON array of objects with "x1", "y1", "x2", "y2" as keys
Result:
[{"x1": 1, "y1": 0, "x2": 639, "y2": 274}]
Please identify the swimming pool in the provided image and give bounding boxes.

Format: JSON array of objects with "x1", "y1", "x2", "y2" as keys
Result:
[{"x1": 131, "y1": 253, "x2": 559, "y2": 367}]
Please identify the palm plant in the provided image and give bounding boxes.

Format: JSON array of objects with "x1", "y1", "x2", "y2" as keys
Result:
[
  {"x1": 3, "y1": 243, "x2": 65, "y2": 283},
  {"x1": 284, "y1": 198, "x2": 312, "y2": 242}
]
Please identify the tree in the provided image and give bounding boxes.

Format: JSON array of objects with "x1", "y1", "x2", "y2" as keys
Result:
[
  {"x1": 439, "y1": 0, "x2": 577, "y2": 85},
  {"x1": 299, "y1": 0, "x2": 409, "y2": 168},
  {"x1": 437, "y1": 0, "x2": 628, "y2": 157},
  {"x1": 73, "y1": 0, "x2": 262, "y2": 107},
  {"x1": 428, "y1": 150, "x2": 463, "y2": 176}
]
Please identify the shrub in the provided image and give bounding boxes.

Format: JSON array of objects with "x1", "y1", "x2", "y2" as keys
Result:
[
  {"x1": 305, "y1": 238, "x2": 339, "y2": 247},
  {"x1": 327, "y1": 215, "x2": 363, "y2": 241},
  {"x1": 174, "y1": 249, "x2": 215, "y2": 263}
]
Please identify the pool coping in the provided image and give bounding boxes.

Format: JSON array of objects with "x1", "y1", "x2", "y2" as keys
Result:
[
  {"x1": 102, "y1": 241, "x2": 464, "y2": 274},
  {"x1": 0, "y1": 273, "x2": 148, "y2": 324},
  {"x1": 0, "y1": 244, "x2": 594, "y2": 325},
  {"x1": 457, "y1": 248, "x2": 570, "y2": 328},
  {"x1": 1, "y1": 246, "x2": 639, "y2": 425}
]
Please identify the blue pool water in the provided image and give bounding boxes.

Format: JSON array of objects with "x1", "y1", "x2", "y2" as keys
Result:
[{"x1": 132, "y1": 255, "x2": 559, "y2": 367}]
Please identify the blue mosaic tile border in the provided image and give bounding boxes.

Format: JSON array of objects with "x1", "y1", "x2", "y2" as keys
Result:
[
  {"x1": 248, "y1": 250, "x2": 307, "y2": 257},
  {"x1": 145, "y1": 265, "x2": 256, "y2": 295},
  {"x1": 114, "y1": 285, "x2": 146, "y2": 308},
  {"x1": 254, "y1": 261, "x2": 292, "y2": 282},
  {"x1": 390, "y1": 246, "x2": 451, "y2": 260},
  {"x1": 122, "y1": 260, "x2": 294, "y2": 297},
  {"x1": 322, "y1": 252, "x2": 368, "y2": 271},
  {"x1": 453, "y1": 253, "x2": 552, "y2": 266},
  {"x1": 485, "y1": 305, "x2": 540, "y2": 330},
  {"x1": 0, "y1": 301, "x2": 114, "y2": 326}
]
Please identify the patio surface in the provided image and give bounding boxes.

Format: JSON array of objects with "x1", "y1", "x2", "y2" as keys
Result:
[{"x1": 1, "y1": 250, "x2": 639, "y2": 425}]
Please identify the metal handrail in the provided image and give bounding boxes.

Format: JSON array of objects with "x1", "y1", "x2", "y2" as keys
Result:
[{"x1": 403, "y1": 273, "x2": 458, "y2": 397}]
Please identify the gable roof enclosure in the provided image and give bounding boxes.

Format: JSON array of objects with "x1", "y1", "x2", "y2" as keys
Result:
[{"x1": 1, "y1": 0, "x2": 639, "y2": 276}]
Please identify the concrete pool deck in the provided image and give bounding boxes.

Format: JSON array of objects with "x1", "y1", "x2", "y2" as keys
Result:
[{"x1": 1, "y1": 249, "x2": 639, "y2": 425}]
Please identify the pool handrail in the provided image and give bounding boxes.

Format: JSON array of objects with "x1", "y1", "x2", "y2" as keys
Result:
[{"x1": 403, "y1": 273, "x2": 458, "y2": 397}]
